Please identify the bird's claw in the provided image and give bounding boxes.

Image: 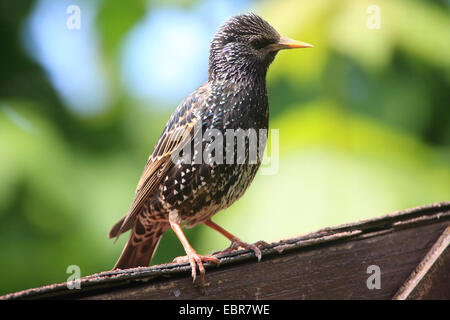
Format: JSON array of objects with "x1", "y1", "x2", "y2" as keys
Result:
[
  {"x1": 213, "y1": 239, "x2": 269, "y2": 262},
  {"x1": 173, "y1": 253, "x2": 220, "y2": 288}
]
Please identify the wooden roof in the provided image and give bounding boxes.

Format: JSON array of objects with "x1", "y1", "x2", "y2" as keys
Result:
[{"x1": 2, "y1": 201, "x2": 449, "y2": 300}]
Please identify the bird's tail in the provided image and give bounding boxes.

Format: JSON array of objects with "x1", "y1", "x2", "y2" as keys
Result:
[{"x1": 112, "y1": 220, "x2": 169, "y2": 270}]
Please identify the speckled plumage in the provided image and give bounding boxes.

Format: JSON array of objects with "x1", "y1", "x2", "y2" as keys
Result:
[{"x1": 110, "y1": 13, "x2": 311, "y2": 273}]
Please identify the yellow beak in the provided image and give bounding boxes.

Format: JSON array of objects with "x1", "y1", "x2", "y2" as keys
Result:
[{"x1": 276, "y1": 36, "x2": 313, "y2": 50}]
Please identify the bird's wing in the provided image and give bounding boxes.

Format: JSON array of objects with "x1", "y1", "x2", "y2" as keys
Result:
[
  {"x1": 110, "y1": 85, "x2": 209, "y2": 239},
  {"x1": 133, "y1": 116, "x2": 198, "y2": 213},
  {"x1": 112, "y1": 117, "x2": 198, "y2": 239}
]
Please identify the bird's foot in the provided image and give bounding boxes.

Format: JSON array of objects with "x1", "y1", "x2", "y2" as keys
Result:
[
  {"x1": 173, "y1": 252, "x2": 220, "y2": 288},
  {"x1": 213, "y1": 239, "x2": 269, "y2": 262}
]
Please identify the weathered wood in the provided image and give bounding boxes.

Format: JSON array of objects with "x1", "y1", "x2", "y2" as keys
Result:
[
  {"x1": 2, "y1": 202, "x2": 449, "y2": 300},
  {"x1": 393, "y1": 226, "x2": 450, "y2": 300}
]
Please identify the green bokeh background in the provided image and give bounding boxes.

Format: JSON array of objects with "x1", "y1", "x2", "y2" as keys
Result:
[{"x1": 0, "y1": 0, "x2": 449, "y2": 294}]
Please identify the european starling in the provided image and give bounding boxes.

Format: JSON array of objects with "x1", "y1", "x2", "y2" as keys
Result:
[{"x1": 109, "y1": 13, "x2": 312, "y2": 286}]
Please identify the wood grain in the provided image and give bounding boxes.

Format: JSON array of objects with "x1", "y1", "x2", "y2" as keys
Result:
[{"x1": 2, "y1": 201, "x2": 449, "y2": 300}]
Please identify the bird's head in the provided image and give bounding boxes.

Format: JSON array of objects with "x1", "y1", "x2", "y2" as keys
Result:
[{"x1": 208, "y1": 13, "x2": 312, "y2": 81}]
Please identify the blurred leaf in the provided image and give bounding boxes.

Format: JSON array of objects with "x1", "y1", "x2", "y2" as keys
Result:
[{"x1": 97, "y1": 0, "x2": 147, "y2": 55}]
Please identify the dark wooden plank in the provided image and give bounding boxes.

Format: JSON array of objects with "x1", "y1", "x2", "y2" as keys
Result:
[
  {"x1": 407, "y1": 246, "x2": 449, "y2": 299},
  {"x1": 81, "y1": 221, "x2": 448, "y2": 300},
  {"x1": 394, "y1": 226, "x2": 450, "y2": 300},
  {"x1": 1, "y1": 201, "x2": 449, "y2": 300}
]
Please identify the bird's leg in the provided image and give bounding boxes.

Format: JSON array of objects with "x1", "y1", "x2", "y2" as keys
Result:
[
  {"x1": 170, "y1": 221, "x2": 220, "y2": 288},
  {"x1": 204, "y1": 219, "x2": 268, "y2": 261}
]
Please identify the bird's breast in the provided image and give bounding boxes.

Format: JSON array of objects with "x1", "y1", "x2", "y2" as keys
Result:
[
  {"x1": 150, "y1": 81, "x2": 269, "y2": 226},
  {"x1": 202, "y1": 82, "x2": 269, "y2": 131}
]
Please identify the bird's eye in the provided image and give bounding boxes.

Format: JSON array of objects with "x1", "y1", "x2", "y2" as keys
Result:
[{"x1": 251, "y1": 38, "x2": 270, "y2": 49}]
